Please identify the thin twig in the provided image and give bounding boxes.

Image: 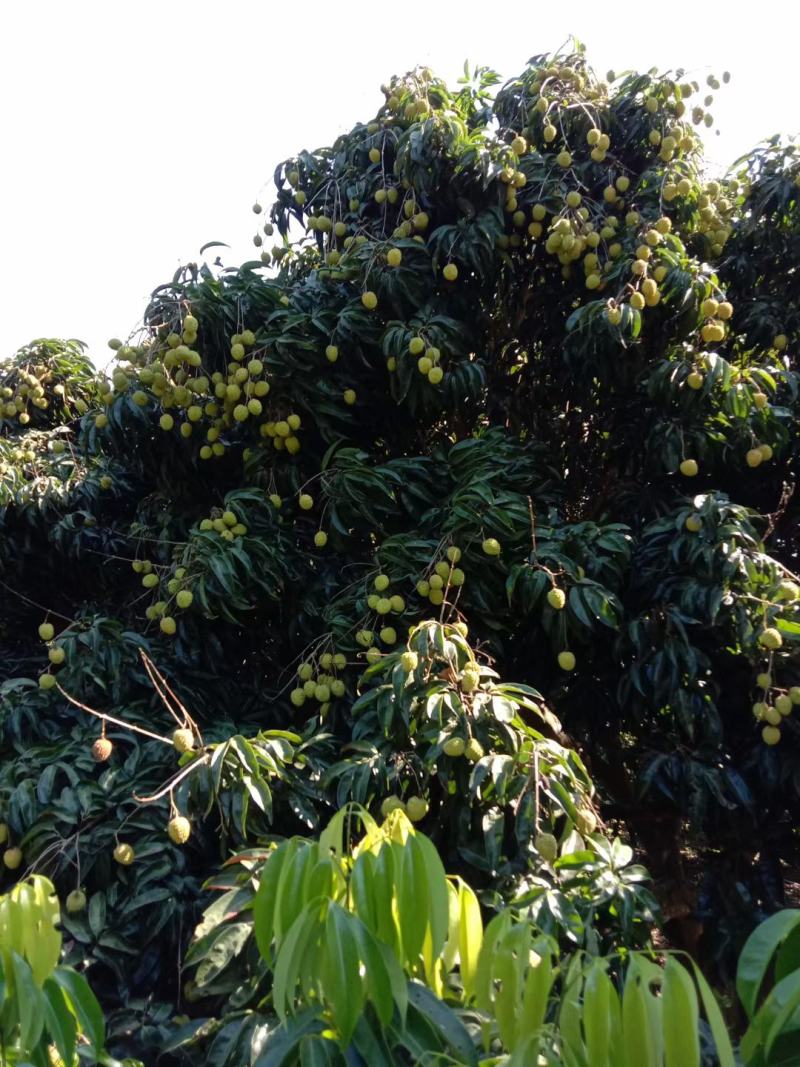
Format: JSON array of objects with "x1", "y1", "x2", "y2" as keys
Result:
[
  {"x1": 56, "y1": 684, "x2": 172, "y2": 745},
  {"x1": 134, "y1": 755, "x2": 208, "y2": 804},
  {"x1": 0, "y1": 578, "x2": 74, "y2": 624},
  {"x1": 139, "y1": 651, "x2": 187, "y2": 728}
]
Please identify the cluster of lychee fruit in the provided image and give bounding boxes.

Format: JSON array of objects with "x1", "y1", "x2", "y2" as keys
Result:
[
  {"x1": 289, "y1": 651, "x2": 348, "y2": 710},
  {"x1": 415, "y1": 546, "x2": 465, "y2": 606},
  {"x1": 133, "y1": 558, "x2": 195, "y2": 634},
  {"x1": 36, "y1": 621, "x2": 65, "y2": 690}
]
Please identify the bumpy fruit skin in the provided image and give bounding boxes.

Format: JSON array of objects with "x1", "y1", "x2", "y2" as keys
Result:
[
  {"x1": 482, "y1": 538, "x2": 501, "y2": 556},
  {"x1": 48, "y1": 646, "x2": 65, "y2": 665},
  {"x1": 66, "y1": 889, "x2": 87, "y2": 913},
  {"x1": 168, "y1": 816, "x2": 191, "y2": 845},
  {"x1": 461, "y1": 668, "x2": 480, "y2": 693},
  {"x1": 92, "y1": 737, "x2": 113, "y2": 762},
  {"x1": 406, "y1": 796, "x2": 429, "y2": 822},
  {"x1": 759, "y1": 628, "x2": 783, "y2": 650},
  {"x1": 172, "y1": 728, "x2": 194, "y2": 754},
  {"x1": 762, "y1": 725, "x2": 781, "y2": 745},
  {"x1": 547, "y1": 587, "x2": 566, "y2": 610},
  {"x1": 558, "y1": 651, "x2": 576, "y2": 671},
  {"x1": 401, "y1": 651, "x2": 419, "y2": 671},
  {"x1": 314, "y1": 531, "x2": 328, "y2": 548},
  {"x1": 39, "y1": 673, "x2": 56, "y2": 690},
  {"x1": 443, "y1": 737, "x2": 465, "y2": 757},
  {"x1": 534, "y1": 832, "x2": 558, "y2": 863},
  {"x1": 465, "y1": 738, "x2": 484, "y2": 763},
  {"x1": 113, "y1": 843, "x2": 135, "y2": 865},
  {"x1": 38, "y1": 622, "x2": 55, "y2": 641}
]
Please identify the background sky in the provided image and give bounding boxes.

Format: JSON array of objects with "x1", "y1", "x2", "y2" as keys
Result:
[{"x1": 2, "y1": 1, "x2": 797, "y2": 365}]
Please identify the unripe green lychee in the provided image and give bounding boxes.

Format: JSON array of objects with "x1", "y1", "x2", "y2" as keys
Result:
[
  {"x1": 759, "y1": 628, "x2": 783, "y2": 650},
  {"x1": 380, "y1": 796, "x2": 405, "y2": 818},
  {"x1": 443, "y1": 737, "x2": 465, "y2": 757},
  {"x1": 406, "y1": 796, "x2": 429, "y2": 822},
  {"x1": 534, "y1": 832, "x2": 558, "y2": 863},
  {"x1": 465, "y1": 738, "x2": 484, "y2": 762},
  {"x1": 66, "y1": 889, "x2": 87, "y2": 913},
  {"x1": 3, "y1": 847, "x2": 23, "y2": 870}
]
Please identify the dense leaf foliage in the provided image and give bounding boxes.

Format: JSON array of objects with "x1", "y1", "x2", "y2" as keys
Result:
[{"x1": 1, "y1": 42, "x2": 799, "y2": 1063}]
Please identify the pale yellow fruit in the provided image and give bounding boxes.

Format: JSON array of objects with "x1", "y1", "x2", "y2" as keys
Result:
[
  {"x1": 3, "y1": 847, "x2": 23, "y2": 870},
  {"x1": 168, "y1": 816, "x2": 191, "y2": 845},
  {"x1": 114, "y1": 843, "x2": 135, "y2": 865},
  {"x1": 558, "y1": 650, "x2": 576, "y2": 671}
]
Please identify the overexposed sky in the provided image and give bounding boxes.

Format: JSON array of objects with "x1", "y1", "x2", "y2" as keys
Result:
[{"x1": 1, "y1": 1, "x2": 798, "y2": 364}]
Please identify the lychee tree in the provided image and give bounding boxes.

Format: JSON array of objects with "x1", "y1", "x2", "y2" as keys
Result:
[{"x1": 1, "y1": 42, "x2": 800, "y2": 1060}]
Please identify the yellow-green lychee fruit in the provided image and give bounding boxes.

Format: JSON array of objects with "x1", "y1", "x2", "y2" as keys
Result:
[
  {"x1": 534, "y1": 832, "x2": 558, "y2": 863},
  {"x1": 465, "y1": 738, "x2": 484, "y2": 762},
  {"x1": 759, "y1": 628, "x2": 782, "y2": 650},
  {"x1": 558, "y1": 650, "x2": 576, "y2": 671},
  {"x1": 443, "y1": 737, "x2": 466, "y2": 757},
  {"x1": 168, "y1": 816, "x2": 191, "y2": 845},
  {"x1": 66, "y1": 888, "x2": 86, "y2": 913},
  {"x1": 406, "y1": 796, "x2": 429, "y2": 822},
  {"x1": 173, "y1": 728, "x2": 194, "y2": 753},
  {"x1": 547, "y1": 587, "x2": 566, "y2": 610},
  {"x1": 3, "y1": 847, "x2": 23, "y2": 870},
  {"x1": 114, "y1": 843, "x2": 135, "y2": 865}
]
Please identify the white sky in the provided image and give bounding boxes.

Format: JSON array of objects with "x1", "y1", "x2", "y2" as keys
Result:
[{"x1": 2, "y1": 1, "x2": 798, "y2": 364}]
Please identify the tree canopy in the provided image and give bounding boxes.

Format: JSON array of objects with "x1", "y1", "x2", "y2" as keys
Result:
[{"x1": 1, "y1": 43, "x2": 799, "y2": 1065}]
